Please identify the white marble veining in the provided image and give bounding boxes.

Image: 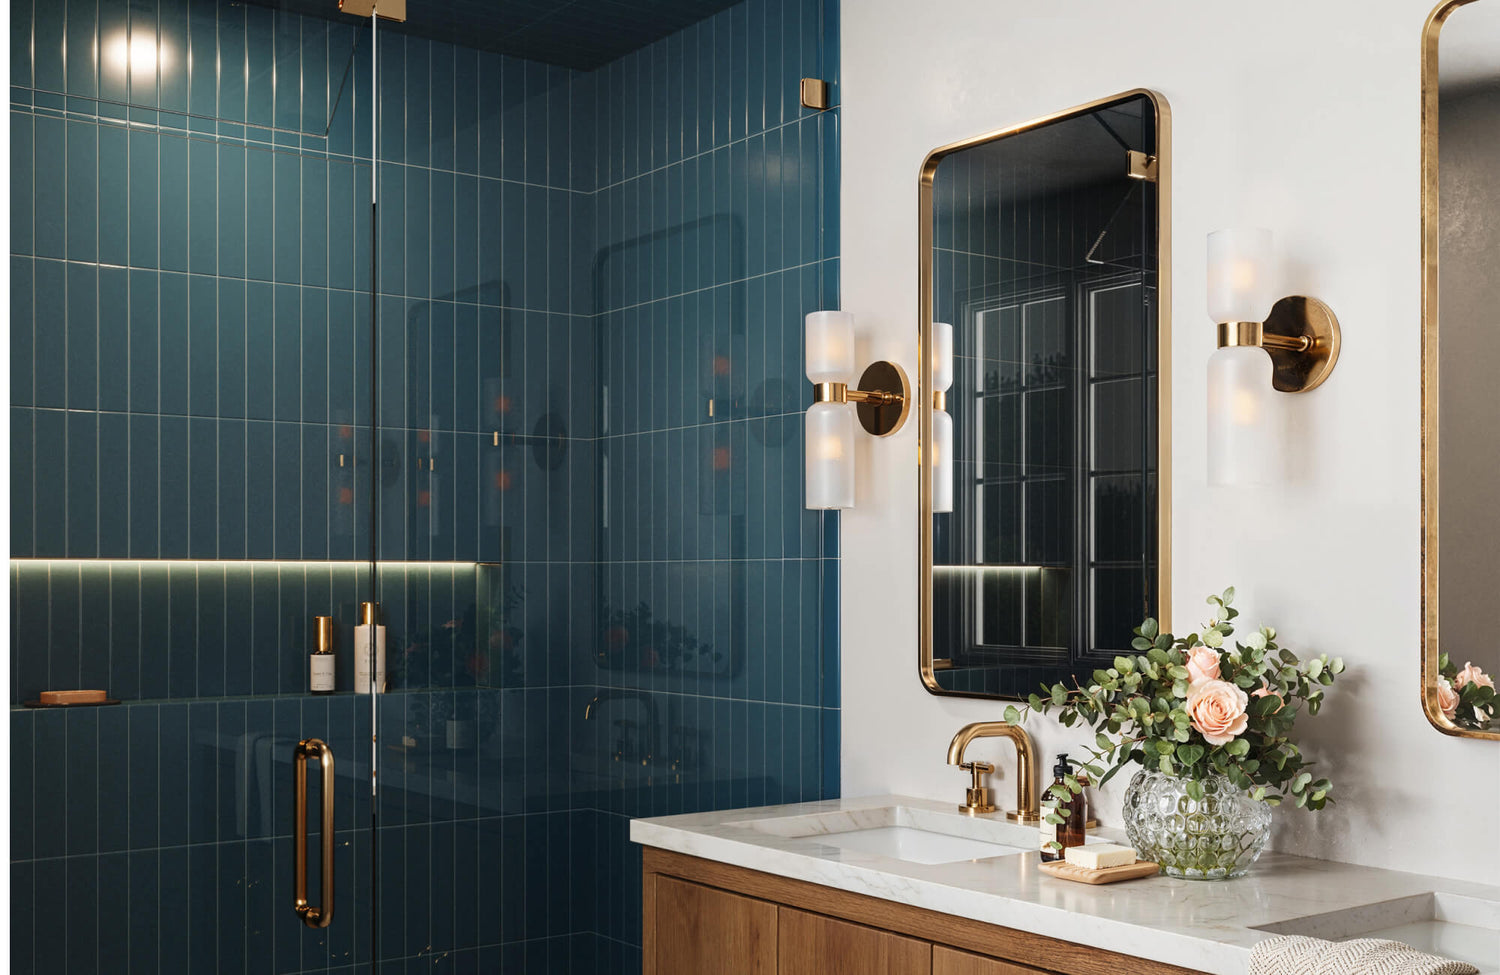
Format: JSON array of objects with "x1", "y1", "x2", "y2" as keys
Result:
[{"x1": 632, "y1": 795, "x2": 1500, "y2": 975}]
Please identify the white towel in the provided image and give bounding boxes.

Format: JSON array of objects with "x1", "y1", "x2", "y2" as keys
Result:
[{"x1": 1249, "y1": 935, "x2": 1479, "y2": 975}]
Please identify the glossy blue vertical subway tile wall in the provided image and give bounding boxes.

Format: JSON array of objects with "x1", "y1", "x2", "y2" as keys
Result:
[{"x1": 10, "y1": 0, "x2": 839, "y2": 972}]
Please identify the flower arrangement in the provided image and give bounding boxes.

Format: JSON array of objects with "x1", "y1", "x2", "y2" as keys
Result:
[
  {"x1": 1437, "y1": 654, "x2": 1495, "y2": 730},
  {"x1": 1006, "y1": 588, "x2": 1345, "y2": 822}
]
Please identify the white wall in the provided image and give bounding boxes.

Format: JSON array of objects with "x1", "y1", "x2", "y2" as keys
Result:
[{"x1": 839, "y1": 0, "x2": 1500, "y2": 883}]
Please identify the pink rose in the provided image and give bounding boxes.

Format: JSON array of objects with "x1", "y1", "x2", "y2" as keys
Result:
[
  {"x1": 1437, "y1": 677, "x2": 1460, "y2": 720},
  {"x1": 1454, "y1": 662, "x2": 1495, "y2": 691},
  {"x1": 1187, "y1": 679, "x2": 1249, "y2": 746},
  {"x1": 1252, "y1": 678, "x2": 1285, "y2": 714},
  {"x1": 1185, "y1": 645, "x2": 1222, "y2": 686}
]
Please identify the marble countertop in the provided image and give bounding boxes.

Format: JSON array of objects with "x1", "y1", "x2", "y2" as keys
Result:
[{"x1": 631, "y1": 794, "x2": 1500, "y2": 975}]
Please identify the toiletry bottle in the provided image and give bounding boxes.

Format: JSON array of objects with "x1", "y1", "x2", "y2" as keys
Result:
[
  {"x1": 310, "y1": 616, "x2": 336, "y2": 695},
  {"x1": 1040, "y1": 754, "x2": 1087, "y2": 862},
  {"x1": 354, "y1": 601, "x2": 387, "y2": 694}
]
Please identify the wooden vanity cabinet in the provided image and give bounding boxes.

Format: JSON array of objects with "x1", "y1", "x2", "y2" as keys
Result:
[{"x1": 642, "y1": 848, "x2": 1198, "y2": 975}]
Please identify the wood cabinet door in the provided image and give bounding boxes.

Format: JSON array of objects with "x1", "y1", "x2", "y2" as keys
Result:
[
  {"x1": 933, "y1": 946, "x2": 1052, "y2": 975},
  {"x1": 779, "y1": 907, "x2": 931, "y2": 975},
  {"x1": 654, "y1": 876, "x2": 777, "y2": 975}
]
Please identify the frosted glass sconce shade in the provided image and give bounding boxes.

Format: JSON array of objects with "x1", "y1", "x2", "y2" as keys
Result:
[
  {"x1": 1207, "y1": 228, "x2": 1274, "y2": 325},
  {"x1": 805, "y1": 310, "x2": 856, "y2": 384},
  {"x1": 931, "y1": 321, "x2": 954, "y2": 513},
  {"x1": 805, "y1": 401, "x2": 855, "y2": 509},
  {"x1": 931, "y1": 408, "x2": 954, "y2": 513},
  {"x1": 1207, "y1": 346, "x2": 1279, "y2": 486},
  {"x1": 932, "y1": 322, "x2": 954, "y2": 393},
  {"x1": 801, "y1": 309, "x2": 912, "y2": 510}
]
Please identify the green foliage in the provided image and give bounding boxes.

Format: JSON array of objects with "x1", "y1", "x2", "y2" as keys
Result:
[{"x1": 1007, "y1": 588, "x2": 1344, "y2": 812}]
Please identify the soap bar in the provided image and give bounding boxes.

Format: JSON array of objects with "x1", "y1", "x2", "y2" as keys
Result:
[{"x1": 1064, "y1": 844, "x2": 1136, "y2": 870}]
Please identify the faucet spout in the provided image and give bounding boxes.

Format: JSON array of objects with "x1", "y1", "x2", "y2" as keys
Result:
[
  {"x1": 945, "y1": 721, "x2": 1039, "y2": 823},
  {"x1": 584, "y1": 690, "x2": 660, "y2": 767}
]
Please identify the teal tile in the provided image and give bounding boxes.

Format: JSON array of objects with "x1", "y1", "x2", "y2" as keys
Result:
[
  {"x1": 126, "y1": 128, "x2": 157, "y2": 265},
  {"x1": 157, "y1": 133, "x2": 189, "y2": 271},
  {"x1": 97, "y1": 267, "x2": 128, "y2": 413},
  {"x1": 216, "y1": 143, "x2": 246, "y2": 277},
  {"x1": 186, "y1": 137, "x2": 217, "y2": 273},
  {"x1": 188, "y1": 275, "x2": 216, "y2": 416},
  {"x1": 65, "y1": 262, "x2": 97, "y2": 411},
  {"x1": 128, "y1": 414, "x2": 159, "y2": 557},
  {"x1": 11, "y1": 410, "x2": 34, "y2": 557},
  {"x1": 245, "y1": 146, "x2": 274, "y2": 280},
  {"x1": 33, "y1": 115, "x2": 65, "y2": 259},
  {"x1": 216, "y1": 419, "x2": 246, "y2": 559},
  {"x1": 244, "y1": 280, "x2": 274, "y2": 418},
  {"x1": 11, "y1": 113, "x2": 34, "y2": 258},
  {"x1": 302, "y1": 155, "x2": 328, "y2": 286},
  {"x1": 188, "y1": 417, "x2": 217, "y2": 558},
  {"x1": 65, "y1": 0, "x2": 97, "y2": 98},
  {"x1": 127, "y1": 0, "x2": 159, "y2": 108},
  {"x1": 158, "y1": 272, "x2": 189, "y2": 415},
  {"x1": 244, "y1": 5, "x2": 274, "y2": 129},
  {"x1": 98, "y1": 412, "x2": 129, "y2": 556},
  {"x1": 11, "y1": 258, "x2": 33, "y2": 408},
  {"x1": 158, "y1": 0, "x2": 190, "y2": 113},
  {"x1": 274, "y1": 149, "x2": 301, "y2": 281},
  {"x1": 158, "y1": 415, "x2": 189, "y2": 557},
  {"x1": 11, "y1": 0, "x2": 33, "y2": 89}
]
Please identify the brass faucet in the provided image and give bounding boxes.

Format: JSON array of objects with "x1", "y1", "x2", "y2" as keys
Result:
[
  {"x1": 584, "y1": 690, "x2": 660, "y2": 767},
  {"x1": 946, "y1": 721, "x2": 1039, "y2": 823}
]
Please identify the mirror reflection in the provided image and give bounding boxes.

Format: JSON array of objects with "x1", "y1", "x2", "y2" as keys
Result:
[
  {"x1": 1428, "y1": 0, "x2": 1500, "y2": 733},
  {"x1": 922, "y1": 92, "x2": 1168, "y2": 699}
]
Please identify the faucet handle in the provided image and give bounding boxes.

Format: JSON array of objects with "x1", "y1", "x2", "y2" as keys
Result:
[{"x1": 957, "y1": 761, "x2": 997, "y2": 815}]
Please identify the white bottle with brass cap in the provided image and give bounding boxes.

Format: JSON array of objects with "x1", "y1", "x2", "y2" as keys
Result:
[{"x1": 354, "y1": 602, "x2": 386, "y2": 694}]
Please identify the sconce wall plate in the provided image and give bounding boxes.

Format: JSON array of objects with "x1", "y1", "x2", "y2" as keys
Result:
[
  {"x1": 854, "y1": 361, "x2": 912, "y2": 436},
  {"x1": 1261, "y1": 296, "x2": 1341, "y2": 393},
  {"x1": 1215, "y1": 297, "x2": 1340, "y2": 392}
]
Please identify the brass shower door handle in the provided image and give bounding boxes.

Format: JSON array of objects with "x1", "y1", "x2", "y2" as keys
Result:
[{"x1": 292, "y1": 738, "x2": 335, "y2": 929}]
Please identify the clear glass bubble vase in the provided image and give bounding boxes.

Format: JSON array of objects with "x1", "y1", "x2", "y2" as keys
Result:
[{"x1": 1122, "y1": 768, "x2": 1272, "y2": 880}]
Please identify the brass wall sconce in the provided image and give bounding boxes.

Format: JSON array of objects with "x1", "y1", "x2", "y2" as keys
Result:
[
  {"x1": 1206, "y1": 228, "x2": 1342, "y2": 486},
  {"x1": 804, "y1": 311, "x2": 912, "y2": 509}
]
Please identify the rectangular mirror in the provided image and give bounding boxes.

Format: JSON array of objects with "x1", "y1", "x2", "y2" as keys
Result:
[
  {"x1": 1422, "y1": 0, "x2": 1500, "y2": 738},
  {"x1": 918, "y1": 91, "x2": 1171, "y2": 699}
]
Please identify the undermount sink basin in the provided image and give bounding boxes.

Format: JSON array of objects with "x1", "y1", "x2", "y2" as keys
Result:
[
  {"x1": 731, "y1": 803, "x2": 1060, "y2": 865},
  {"x1": 1254, "y1": 893, "x2": 1500, "y2": 972}
]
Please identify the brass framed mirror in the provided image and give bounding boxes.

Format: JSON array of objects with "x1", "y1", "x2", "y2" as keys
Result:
[
  {"x1": 918, "y1": 90, "x2": 1171, "y2": 700},
  {"x1": 1421, "y1": 0, "x2": 1500, "y2": 739}
]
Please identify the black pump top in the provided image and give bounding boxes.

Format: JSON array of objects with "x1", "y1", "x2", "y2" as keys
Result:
[{"x1": 1053, "y1": 753, "x2": 1073, "y2": 778}]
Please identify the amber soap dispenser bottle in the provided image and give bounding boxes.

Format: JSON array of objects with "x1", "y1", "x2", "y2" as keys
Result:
[{"x1": 1039, "y1": 753, "x2": 1087, "y2": 862}]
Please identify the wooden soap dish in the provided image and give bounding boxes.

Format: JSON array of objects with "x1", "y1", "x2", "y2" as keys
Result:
[
  {"x1": 1039, "y1": 859, "x2": 1161, "y2": 885},
  {"x1": 25, "y1": 689, "x2": 119, "y2": 708}
]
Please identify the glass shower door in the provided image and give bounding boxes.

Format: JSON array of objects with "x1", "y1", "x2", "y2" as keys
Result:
[{"x1": 8, "y1": 2, "x2": 384, "y2": 971}]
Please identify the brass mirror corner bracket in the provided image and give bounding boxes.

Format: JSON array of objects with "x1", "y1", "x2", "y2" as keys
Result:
[
  {"x1": 814, "y1": 361, "x2": 911, "y2": 436},
  {"x1": 1216, "y1": 296, "x2": 1341, "y2": 393},
  {"x1": 800, "y1": 78, "x2": 832, "y2": 111}
]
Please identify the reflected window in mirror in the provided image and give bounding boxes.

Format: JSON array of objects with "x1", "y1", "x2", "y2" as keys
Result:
[{"x1": 923, "y1": 92, "x2": 1170, "y2": 700}]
